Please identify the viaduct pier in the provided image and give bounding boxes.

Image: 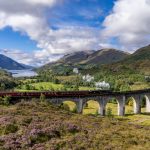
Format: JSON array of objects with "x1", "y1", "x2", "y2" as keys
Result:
[{"x1": 0, "y1": 89, "x2": 150, "y2": 116}]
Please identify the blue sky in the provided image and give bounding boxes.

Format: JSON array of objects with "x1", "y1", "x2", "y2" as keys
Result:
[
  {"x1": 0, "y1": 0, "x2": 115, "y2": 51},
  {"x1": 0, "y1": 0, "x2": 150, "y2": 66},
  {"x1": 49, "y1": 0, "x2": 115, "y2": 27},
  {"x1": 0, "y1": 27, "x2": 37, "y2": 52}
]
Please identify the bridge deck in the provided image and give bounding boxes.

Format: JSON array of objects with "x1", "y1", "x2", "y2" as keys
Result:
[{"x1": 0, "y1": 89, "x2": 150, "y2": 98}]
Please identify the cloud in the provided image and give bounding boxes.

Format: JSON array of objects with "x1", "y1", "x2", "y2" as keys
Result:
[
  {"x1": 42, "y1": 26, "x2": 100, "y2": 54},
  {"x1": 102, "y1": 0, "x2": 150, "y2": 50},
  {"x1": 77, "y1": 7, "x2": 103, "y2": 20},
  {"x1": 0, "y1": 49, "x2": 62, "y2": 66},
  {"x1": 5, "y1": 25, "x2": 100, "y2": 66},
  {"x1": 26, "y1": 0, "x2": 56, "y2": 6},
  {"x1": 0, "y1": 0, "x2": 53, "y2": 47},
  {"x1": 0, "y1": 0, "x2": 102, "y2": 66}
]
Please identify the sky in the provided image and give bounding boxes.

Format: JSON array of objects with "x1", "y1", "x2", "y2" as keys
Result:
[{"x1": 0, "y1": 0, "x2": 150, "y2": 66}]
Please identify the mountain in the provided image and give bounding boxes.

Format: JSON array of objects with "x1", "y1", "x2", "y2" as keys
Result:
[
  {"x1": 39, "y1": 49, "x2": 129, "y2": 71},
  {"x1": 0, "y1": 54, "x2": 32, "y2": 70},
  {"x1": 58, "y1": 50, "x2": 94, "y2": 65},
  {"x1": 38, "y1": 45, "x2": 150, "y2": 75},
  {"x1": 106, "y1": 45, "x2": 150, "y2": 74},
  {"x1": 80, "y1": 49, "x2": 129, "y2": 65},
  {"x1": 124, "y1": 45, "x2": 150, "y2": 74},
  {"x1": 123, "y1": 45, "x2": 150, "y2": 63}
]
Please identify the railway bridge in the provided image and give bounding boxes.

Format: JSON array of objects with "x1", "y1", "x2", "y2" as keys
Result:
[{"x1": 0, "y1": 89, "x2": 150, "y2": 116}]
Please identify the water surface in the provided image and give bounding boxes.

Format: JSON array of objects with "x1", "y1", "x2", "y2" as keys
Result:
[{"x1": 7, "y1": 70, "x2": 38, "y2": 78}]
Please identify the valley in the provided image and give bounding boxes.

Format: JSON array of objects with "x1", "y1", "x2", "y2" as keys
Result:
[
  {"x1": 1, "y1": 1, "x2": 150, "y2": 149},
  {"x1": 0, "y1": 45, "x2": 150, "y2": 150}
]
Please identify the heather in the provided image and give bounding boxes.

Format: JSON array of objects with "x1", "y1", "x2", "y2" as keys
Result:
[{"x1": 0, "y1": 101, "x2": 150, "y2": 150}]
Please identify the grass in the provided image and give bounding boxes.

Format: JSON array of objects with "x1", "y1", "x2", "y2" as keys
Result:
[
  {"x1": 124, "y1": 114, "x2": 150, "y2": 126},
  {"x1": 16, "y1": 77, "x2": 150, "y2": 92},
  {"x1": 130, "y1": 82, "x2": 150, "y2": 90},
  {"x1": 63, "y1": 101, "x2": 76, "y2": 111},
  {"x1": 65, "y1": 101, "x2": 150, "y2": 126},
  {"x1": 79, "y1": 86, "x2": 95, "y2": 91},
  {"x1": 65, "y1": 101, "x2": 146, "y2": 115},
  {"x1": 15, "y1": 81, "x2": 95, "y2": 91},
  {"x1": 56, "y1": 75, "x2": 77, "y2": 81},
  {"x1": 0, "y1": 101, "x2": 150, "y2": 149},
  {"x1": 15, "y1": 82, "x2": 64, "y2": 91},
  {"x1": 30, "y1": 82, "x2": 64, "y2": 90}
]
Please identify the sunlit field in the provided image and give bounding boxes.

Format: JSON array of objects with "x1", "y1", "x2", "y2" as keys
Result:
[
  {"x1": 15, "y1": 81, "x2": 95, "y2": 91},
  {"x1": 64, "y1": 101, "x2": 150, "y2": 126},
  {"x1": 65, "y1": 101, "x2": 146, "y2": 115},
  {"x1": 130, "y1": 82, "x2": 150, "y2": 90}
]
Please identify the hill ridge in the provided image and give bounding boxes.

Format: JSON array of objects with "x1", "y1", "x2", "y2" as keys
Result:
[{"x1": 0, "y1": 54, "x2": 33, "y2": 70}]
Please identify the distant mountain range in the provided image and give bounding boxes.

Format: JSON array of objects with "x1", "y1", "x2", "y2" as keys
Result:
[
  {"x1": 39, "y1": 45, "x2": 150, "y2": 75},
  {"x1": 0, "y1": 54, "x2": 33, "y2": 70},
  {"x1": 1, "y1": 44, "x2": 150, "y2": 75},
  {"x1": 39, "y1": 48, "x2": 130, "y2": 70}
]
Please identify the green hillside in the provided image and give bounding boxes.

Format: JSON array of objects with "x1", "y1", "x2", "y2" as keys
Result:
[
  {"x1": 0, "y1": 69, "x2": 18, "y2": 90},
  {"x1": 38, "y1": 45, "x2": 150, "y2": 76},
  {"x1": 34, "y1": 45, "x2": 150, "y2": 91},
  {"x1": 38, "y1": 49, "x2": 129, "y2": 73},
  {"x1": 109, "y1": 45, "x2": 150, "y2": 75},
  {"x1": 127, "y1": 45, "x2": 150, "y2": 62},
  {"x1": 80, "y1": 49, "x2": 129, "y2": 65}
]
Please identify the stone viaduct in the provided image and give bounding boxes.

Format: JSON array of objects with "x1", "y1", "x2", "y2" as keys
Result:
[
  {"x1": 0, "y1": 89, "x2": 150, "y2": 116},
  {"x1": 48, "y1": 90, "x2": 150, "y2": 116}
]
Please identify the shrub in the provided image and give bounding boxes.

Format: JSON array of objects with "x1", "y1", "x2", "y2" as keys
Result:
[
  {"x1": 30, "y1": 133, "x2": 50, "y2": 144},
  {"x1": 4, "y1": 124, "x2": 18, "y2": 135},
  {"x1": 39, "y1": 86, "x2": 44, "y2": 91},
  {"x1": 95, "y1": 109, "x2": 99, "y2": 116},
  {"x1": 128, "y1": 98, "x2": 134, "y2": 106},
  {"x1": 0, "y1": 96, "x2": 11, "y2": 106},
  {"x1": 110, "y1": 98, "x2": 117, "y2": 104},
  {"x1": 30, "y1": 129, "x2": 60, "y2": 145},
  {"x1": 22, "y1": 117, "x2": 33, "y2": 125},
  {"x1": 72, "y1": 106, "x2": 77, "y2": 113},
  {"x1": 66, "y1": 124, "x2": 80, "y2": 134},
  {"x1": 40, "y1": 94, "x2": 46, "y2": 103},
  {"x1": 60, "y1": 103, "x2": 70, "y2": 111},
  {"x1": 3, "y1": 96, "x2": 11, "y2": 106},
  {"x1": 25, "y1": 84, "x2": 31, "y2": 90},
  {"x1": 84, "y1": 103, "x2": 88, "y2": 108},
  {"x1": 0, "y1": 97, "x2": 3, "y2": 105},
  {"x1": 107, "y1": 107, "x2": 113, "y2": 117}
]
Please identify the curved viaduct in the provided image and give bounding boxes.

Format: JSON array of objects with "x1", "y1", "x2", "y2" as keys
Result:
[{"x1": 0, "y1": 89, "x2": 150, "y2": 116}]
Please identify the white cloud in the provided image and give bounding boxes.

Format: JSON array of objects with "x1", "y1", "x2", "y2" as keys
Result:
[
  {"x1": 0, "y1": 0, "x2": 101, "y2": 66},
  {"x1": 78, "y1": 7, "x2": 103, "y2": 20},
  {"x1": 44, "y1": 26, "x2": 100, "y2": 54},
  {"x1": 102, "y1": 0, "x2": 150, "y2": 50},
  {"x1": 0, "y1": 49, "x2": 62, "y2": 67},
  {"x1": 26, "y1": 0, "x2": 56, "y2": 6}
]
